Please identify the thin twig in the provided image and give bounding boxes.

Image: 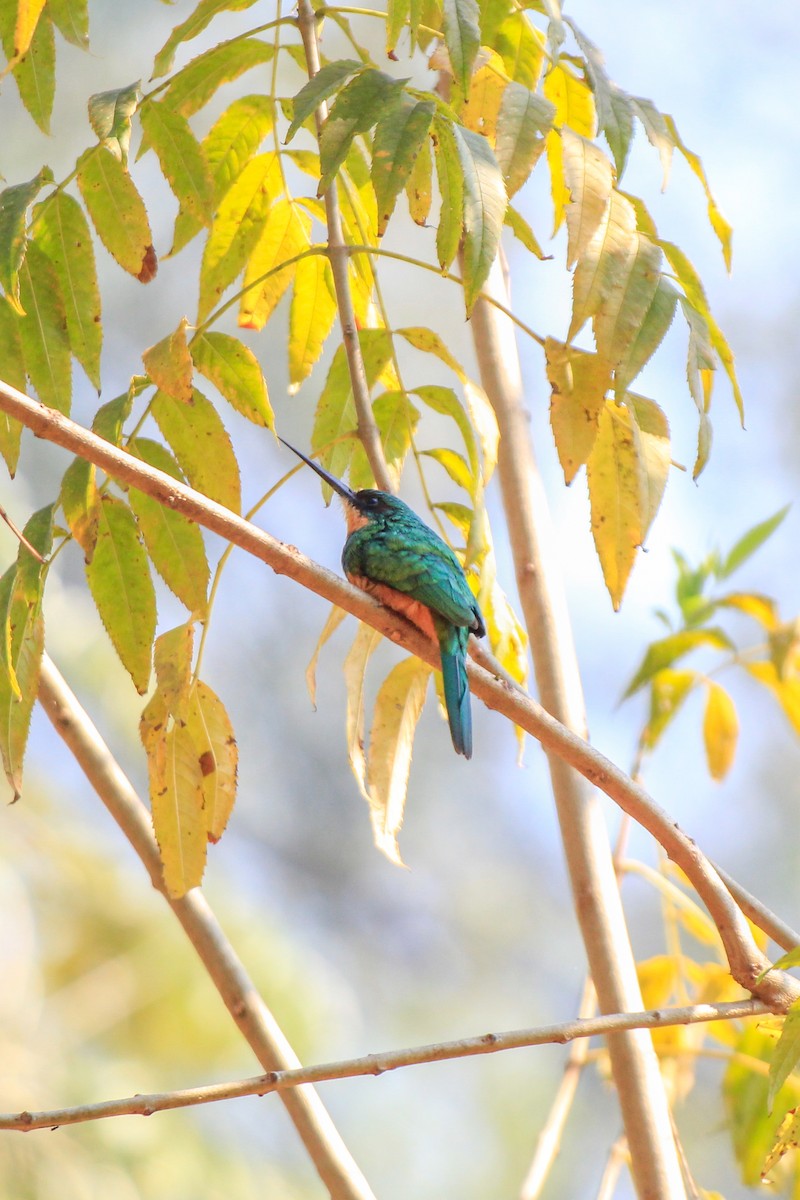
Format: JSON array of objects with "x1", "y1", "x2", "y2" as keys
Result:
[
  {"x1": 595, "y1": 1137, "x2": 629, "y2": 1200},
  {"x1": 0, "y1": 379, "x2": 797, "y2": 1013},
  {"x1": 0, "y1": 998, "x2": 770, "y2": 1133},
  {"x1": 0, "y1": 503, "x2": 46, "y2": 561},
  {"x1": 36, "y1": 655, "x2": 376, "y2": 1200}
]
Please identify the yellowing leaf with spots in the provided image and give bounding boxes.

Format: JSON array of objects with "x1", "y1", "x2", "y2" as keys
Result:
[
  {"x1": 545, "y1": 337, "x2": 610, "y2": 483},
  {"x1": 459, "y1": 50, "x2": 506, "y2": 144},
  {"x1": 143, "y1": 317, "x2": 193, "y2": 403},
  {"x1": 14, "y1": 0, "x2": 46, "y2": 56},
  {"x1": 372, "y1": 97, "x2": 435, "y2": 236},
  {"x1": 148, "y1": 720, "x2": 207, "y2": 897},
  {"x1": 239, "y1": 198, "x2": 310, "y2": 330},
  {"x1": 569, "y1": 188, "x2": 637, "y2": 342},
  {"x1": 586, "y1": 400, "x2": 643, "y2": 609},
  {"x1": 77, "y1": 147, "x2": 157, "y2": 282},
  {"x1": 702, "y1": 681, "x2": 738, "y2": 781},
  {"x1": 186, "y1": 680, "x2": 238, "y2": 844}
]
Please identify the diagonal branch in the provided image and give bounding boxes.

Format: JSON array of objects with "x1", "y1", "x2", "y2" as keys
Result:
[
  {"x1": 37, "y1": 655, "x2": 376, "y2": 1200},
  {"x1": 0, "y1": 378, "x2": 797, "y2": 1012},
  {"x1": 1, "y1": 997, "x2": 769, "y2": 1132}
]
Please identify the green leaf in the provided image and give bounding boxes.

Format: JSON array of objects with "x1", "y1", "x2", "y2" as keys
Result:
[
  {"x1": 348, "y1": 390, "x2": 420, "y2": 491},
  {"x1": 60, "y1": 456, "x2": 100, "y2": 559},
  {"x1": 143, "y1": 318, "x2": 194, "y2": 403},
  {"x1": 432, "y1": 114, "x2": 464, "y2": 271},
  {"x1": 18, "y1": 240, "x2": 71, "y2": 414},
  {"x1": 190, "y1": 330, "x2": 273, "y2": 427},
  {"x1": 593, "y1": 233, "x2": 662, "y2": 369},
  {"x1": 139, "y1": 100, "x2": 214, "y2": 226},
  {"x1": 720, "y1": 507, "x2": 790, "y2": 580},
  {"x1": 414, "y1": 384, "x2": 479, "y2": 478},
  {"x1": 239, "y1": 198, "x2": 310, "y2": 330},
  {"x1": 768, "y1": 1000, "x2": 800, "y2": 1114},
  {"x1": 624, "y1": 628, "x2": 734, "y2": 698},
  {"x1": 442, "y1": 0, "x2": 480, "y2": 93},
  {"x1": 0, "y1": 300, "x2": 26, "y2": 475},
  {"x1": 77, "y1": 147, "x2": 157, "y2": 282},
  {"x1": 87, "y1": 80, "x2": 141, "y2": 163},
  {"x1": 33, "y1": 192, "x2": 102, "y2": 391},
  {"x1": 197, "y1": 151, "x2": 280, "y2": 321},
  {"x1": 285, "y1": 59, "x2": 361, "y2": 144},
  {"x1": 494, "y1": 83, "x2": 552, "y2": 198},
  {"x1": 614, "y1": 278, "x2": 678, "y2": 397},
  {"x1": 0, "y1": 167, "x2": 53, "y2": 312},
  {"x1": 504, "y1": 204, "x2": 547, "y2": 259},
  {"x1": 561, "y1": 128, "x2": 613, "y2": 269},
  {"x1": 630, "y1": 95, "x2": 673, "y2": 188},
  {"x1": 186, "y1": 680, "x2": 238, "y2": 842},
  {"x1": 152, "y1": 388, "x2": 241, "y2": 513},
  {"x1": 492, "y1": 12, "x2": 545, "y2": 90},
  {"x1": 565, "y1": 17, "x2": 633, "y2": 178},
  {"x1": 372, "y1": 97, "x2": 435, "y2": 237},
  {"x1": 319, "y1": 71, "x2": 406, "y2": 194},
  {"x1": 46, "y1": 0, "x2": 89, "y2": 48},
  {"x1": 0, "y1": 564, "x2": 44, "y2": 800},
  {"x1": 639, "y1": 668, "x2": 697, "y2": 752},
  {"x1": 152, "y1": 0, "x2": 261, "y2": 77},
  {"x1": 367, "y1": 656, "x2": 430, "y2": 864},
  {"x1": 15, "y1": 503, "x2": 54, "y2": 599},
  {"x1": 9, "y1": 10, "x2": 55, "y2": 133},
  {"x1": 288, "y1": 251, "x2": 337, "y2": 391},
  {"x1": 128, "y1": 438, "x2": 210, "y2": 618},
  {"x1": 163, "y1": 37, "x2": 274, "y2": 120},
  {"x1": 627, "y1": 393, "x2": 670, "y2": 540},
  {"x1": 85, "y1": 495, "x2": 156, "y2": 693},
  {"x1": 92, "y1": 390, "x2": 133, "y2": 446},
  {"x1": 453, "y1": 124, "x2": 507, "y2": 312},
  {"x1": 386, "y1": 0, "x2": 410, "y2": 53}
]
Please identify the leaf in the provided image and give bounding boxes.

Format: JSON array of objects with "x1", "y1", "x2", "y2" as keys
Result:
[
  {"x1": 151, "y1": 388, "x2": 241, "y2": 513},
  {"x1": 725, "y1": 1025, "x2": 800, "y2": 1187},
  {"x1": 139, "y1": 100, "x2": 214, "y2": 225},
  {"x1": 746, "y1": 661, "x2": 800, "y2": 737},
  {"x1": 148, "y1": 719, "x2": 207, "y2": 897},
  {"x1": 561, "y1": 128, "x2": 613, "y2": 269},
  {"x1": 190, "y1": 330, "x2": 273, "y2": 427},
  {"x1": 239, "y1": 198, "x2": 311, "y2": 330},
  {"x1": 492, "y1": 13, "x2": 545, "y2": 91},
  {"x1": 569, "y1": 188, "x2": 637, "y2": 342},
  {"x1": 87, "y1": 80, "x2": 141, "y2": 163},
  {"x1": 663, "y1": 114, "x2": 732, "y2": 270},
  {"x1": 0, "y1": 566, "x2": 44, "y2": 800},
  {"x1": 586, "y1": 400, "x2": 644, "y2": 609},
  {"x1": 763, "y1": 1107, "x2": 800, "y2": 1179},
  {"x1": 151, "y1": 622, "x2": 195, "y2": 720},
  {"x1": 414, "y1": 384, "x2": 479, "y2": 479},
  {"x1": 441, "y1": 0, "x2": 480, "y2": 93},
  {"x1": 0, "y1": 302, "x2": 26, "y2": 474},
  {"x1": 46, "y1": 0, "x2": 89, "y2": 48},
  {"x1": 186, "y1": 679, "x2": 238, "y2": 843},
  {"x1": 319, "y1": 71, "x2": 406, "y2": 194},
  {"x1": 453, "y1": 124, "x2": 507, "y2": 313},
  {"x1": 768, "y1": 1001, "x2": 800, "y2": 1114},
  {"x1": 504, "y1": 204, "x2": 547, "y2": 259},
  {"x1": 288, "y1": 250, "x2": 337, "y2": 391},
  {"x1": 421, "y1": 447, "x2": 474, "y2": 493},
  {"x1": 367, "y1": 656, "x2": 430, "y2": 865},
  {"x1": 18, "y1": 240, "x2": 71, "y2": 414},
  {"x1": 143, "y1": 318, "x2": 194, "y2": 403},
  {"x1": 9, "y1": 9, "x2": 55, "y2": 133},
  {"x1": 33, "y1": 192, "x2": 102, "y2": 391},
  {"x1": 543, "y1": 64, "x2": 595, "y2": 233},
  {"x1": 128, "y1": 438, "x2": 210, "y2": 618},
  {"x1": 405, "y1": 128, "x2": 433, "y2": 225},
  {"x1": 349, "y1": 390, "x2": 420, "y2": 491},
  {"x1": 92, "y1": 389, "x2": 133, "y2": 446},
  {"x1": 627, "y1": 393, "x2": 670, "y2": 540},
  {"x1": 545, "y1": 337, "x2": 610, "y2": 484},
  {"x1": 459, "y1": 49, "x2": 506, "y2": 144},
  {"x1": 614, "y1": 277, "x2": 678, "y2": 397},
  {"x1": 343, "y1": 622, "x2": 382, "y2": 804},
  {"x1": 77, "y1": 147, "x2": 157, "y2": 282},
  {"x1": 60, "y1": 456, "x2": 100, "y2": 559},
  {"x1": 624, "y1": 628, "x2": 734, "y2": 698},
  {"x1": 720, "y1": 506, "x2": 789, "y2": 579},
  {"x1": 702, "y1": 681, "x2": 738, "y2": 782},
  {"x1": 639, "y1": 668, "x2": 698, "y2": 753},
  {"x1": 85, "y1": 495, "x2": 156, "y2": 693},
  {"x1": 197, "y1": 151, "x2": 281, "y2": 321},
  {"x1": 372, "y1": 98, "x2": 435, "y2": 236},
  {"x1": 13, "y1": 0, "x2": 46, "y2": 55},
  {"x1": 284, "y1": 59, "x2": 361, "y2": 144},
  {"x1": 386, "y1": 0, "x2": 409, "y2": 54},
  {"x1": 630, "y1": 95, "x2": 673, "y2": 188},
  {"x1": 0, "y1": 167, "x2": 53, "y2": 312},
  {"x1": 593, "y1": 233, "x2": 662, "y2": 369},
  {"x1": 163, "y1": 37, "x2": 274, "y2": 120},
  {"x1": 432, "y1": 114, "x2": 464, "y2": 271},
  {"x1": 565, "y1": 17, "x2": 633, "y2": 178},
  {"x1": 306, "y1": 605, "x2": 348, "y2": 706},
  {"x1": 152, "y1": 0, "x2": 261, "y2": 77},
  {"x1": 494, "y1": 83, "x2": 553, "y2": 198}
]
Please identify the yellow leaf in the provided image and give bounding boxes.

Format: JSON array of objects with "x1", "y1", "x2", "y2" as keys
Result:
[
  {"x1": 186, "y1": 680, "x2": 238, "y2": 844},
  {"x1": 343, "y1": 622, "x2": 382, "y2": 803},
  {"x1": 148, "y1": 721, "x2": 207, "y2": 898},
  {"x1": 561, "y1": 129, "x2": 613, "y2": 269},
  {"x1": 543, "y1": 64, "x2": 595, "y2": 233},
  {"x1": 746, "y1": 661, "x2": 800, "y2": 736},
  {"x1": 545, "y1": 337, "x2": 610, "y2": 483},
  {"x1": 459, "y1": 50, "x2": 508, "y2": 145},
  {"x1": 762, "y1": 1106, "x2": 800, "y2": 1179},
  {"x1": 14, "y1": 0, "x2": 47, "y2": 56},
  {"x1": 367, "y1": 656, "x2": 431, "y2": 865},
  {"x1": 586, "y1": 400, "x2": 643, "y2": 608},
  {"x1": 306, "y1": 605, "x2": 347, "y2": 707},
  {"x1": 568, "y1": 189, "x2": 637, "y2": 343},
  {"x1": 703, "y1": 681, "x2": 738, "y2": 781},
  {"x1": 143, "y1": 317, "x2": 193, "y2": 403},
  {"x1": 627, "y1": 393, "x2": 670, "y2": 540},
  {"x1": 240, "y1": 198, "x2": 311, "y2": 330},
  {"x1": 289, "y1": 250, "x2": 337, "y2": 392}
]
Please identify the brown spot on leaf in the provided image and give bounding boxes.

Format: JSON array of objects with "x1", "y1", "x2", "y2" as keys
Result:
[{"x1": 137, "y1": 244, "x2": 158, "y2": 283}]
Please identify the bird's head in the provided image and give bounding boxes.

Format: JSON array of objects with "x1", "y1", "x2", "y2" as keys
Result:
[{"x1": 279, "y1": 438, "x2": 401, "y2": 531}]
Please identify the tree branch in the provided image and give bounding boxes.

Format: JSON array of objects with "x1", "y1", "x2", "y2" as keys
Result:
[
  {"x1": 0, "y1": 998, "x2": 768, "y2": 1133},
  {"x1": 36, "y1": 655, "x2": 376, "y2": 1200},
  {"x1": 0, "y1": 377, "x2": 796, "y2": 1013}
]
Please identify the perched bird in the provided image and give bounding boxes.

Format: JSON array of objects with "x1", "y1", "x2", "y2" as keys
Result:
[{"x1": 280, "y1": 438, "x2": 485, "y2": 758}]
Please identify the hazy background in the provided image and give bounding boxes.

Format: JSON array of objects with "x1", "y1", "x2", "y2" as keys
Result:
[{"x1": 1, "y1": 1, "x2": 798, "y2": 1197}]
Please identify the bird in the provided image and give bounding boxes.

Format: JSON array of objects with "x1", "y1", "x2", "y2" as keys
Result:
[{"x1": 279, "y1": 437, "x2": 486, "y2": 758}]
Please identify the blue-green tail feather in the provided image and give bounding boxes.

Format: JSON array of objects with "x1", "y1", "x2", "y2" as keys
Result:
[{"x1": 437, "y1": 622, "x2": 472, "y2": 758}]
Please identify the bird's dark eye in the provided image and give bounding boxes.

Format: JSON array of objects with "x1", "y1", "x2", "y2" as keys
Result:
[{"x1": 364, "y1": 494, "x2": 380, "y2": 508}]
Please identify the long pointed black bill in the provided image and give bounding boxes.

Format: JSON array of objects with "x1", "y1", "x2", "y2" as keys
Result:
[{"x1": 278, "y1": 436, "x2": 357, "y2": 504}]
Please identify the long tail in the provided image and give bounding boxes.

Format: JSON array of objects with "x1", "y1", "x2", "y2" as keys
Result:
[{"x1": 436, "y1": 620, "x2": 472, "y2": 758}]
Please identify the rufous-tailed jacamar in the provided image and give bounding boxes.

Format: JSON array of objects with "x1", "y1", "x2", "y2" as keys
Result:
[{"x1": 279, "y1": 438, "x2": 486, "y2": 758}]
